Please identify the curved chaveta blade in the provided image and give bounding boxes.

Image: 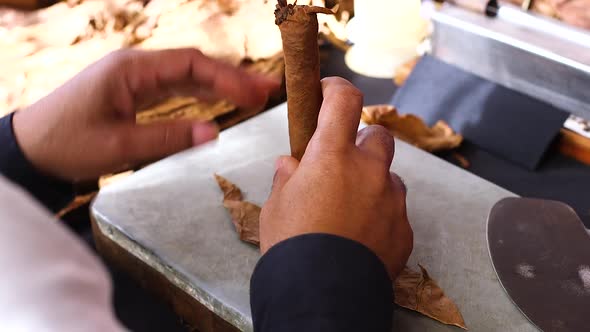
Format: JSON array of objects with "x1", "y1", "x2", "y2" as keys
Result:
[{"x1": 487, "y1": 197, "x2": 590, "y2": 331}]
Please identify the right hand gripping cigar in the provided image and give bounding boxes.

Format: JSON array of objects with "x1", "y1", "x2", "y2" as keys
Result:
[{"x1": 275, "y1": 1, "x2": 332, "y2": 161}]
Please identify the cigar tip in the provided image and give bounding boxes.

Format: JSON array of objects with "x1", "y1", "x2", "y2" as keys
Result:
[{"x1": 274, "y1": 0, "x2": 295, "y2": 25}]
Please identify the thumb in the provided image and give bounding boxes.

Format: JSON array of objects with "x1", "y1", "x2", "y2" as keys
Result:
[
  {"x1": 271, "y1": 155, "x2": 299, "y2": 193},
  {"x1": 119, "y1": 120, "x2": 218, "y2": 165}
]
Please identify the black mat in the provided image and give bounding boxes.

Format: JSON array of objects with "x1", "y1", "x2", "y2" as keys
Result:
[
  {"x1": 439, "y1": 141, "x2": 590, "y2": 228},
  {"x1": 392, "y1": 56, "x2": 569, "y2": 170}
]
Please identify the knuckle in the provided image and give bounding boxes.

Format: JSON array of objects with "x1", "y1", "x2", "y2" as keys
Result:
[
  {"x1": 346, "y1": 85, "x2": 364, "y2": 101},
  {"x1": 405, "y1": 228, "x2": 414, "y2": 256},
  {"x1": 361, "y1": 125, "x2": 392, "y2": 143},
  {"x1": 322, "y1": 77, "x2": 363, "y2": 99},
  {"x1": 110, "y1": 131, "x2": 134, "y2": 161},
  {"x1": 368, "y1": 124, "x2": 391, "y2": 138},
  {"x1": 171, "y1": 48, "x2": 205, "y2": 64},
  {"x1": 390, "y1": 172, "x2": 407, "y2": 195},
  {"x1": 101, "y1": 49, "x2": 139, "y2": 74},
  {"x1": 187, "y1": 48, "x2": 205, "y2": 59},
  {"x1": 336, "y1": 84, "x2": 363, "y2": 103},
  {"x1": 321, "y1": 76, "x2": 349, "y2": 86},
  {"x1": 105, "y1": 48, "x2": 134, "y2": 65},
  {"x1": 373, "y1": 168, "x2": 393, "y2": 192}
]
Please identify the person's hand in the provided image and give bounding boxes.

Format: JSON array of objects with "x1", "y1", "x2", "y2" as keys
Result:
[
  {"x1": 13, "y1": 48, "x2": 280, "y2": 181},
  {"x1": 260, "y1": 77, "x2": 413, "y2": 280}
]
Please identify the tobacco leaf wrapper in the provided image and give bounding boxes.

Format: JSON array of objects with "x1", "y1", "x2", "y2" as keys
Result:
[
  {"x1": 214, "y1": 174, "x2": 260, "y2": 246},
  {"x1": 214, "y1": 174, "x2": 466, "y2": 328},
  {"x1": 362, "y1": 105, "x2": 463, "y2": 153},
  {"x1": 395, "y1": 265, "x2": 467, "y2": 330},
  {"x1": 275, "y1": 2, "x2": 333, "y2": 160}
]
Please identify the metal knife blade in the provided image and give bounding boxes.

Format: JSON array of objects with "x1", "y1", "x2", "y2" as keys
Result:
[{"x1": 487, "y1": 198, "x2": 590, "y2": 331}]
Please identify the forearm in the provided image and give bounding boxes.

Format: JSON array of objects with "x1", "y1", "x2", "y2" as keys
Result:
[
  {"x1": 251, "y1": 233, "x2": 394, "y2": 332},
  {"x1": 0, "y1": 113, "x2": 74, "y2": 212}
]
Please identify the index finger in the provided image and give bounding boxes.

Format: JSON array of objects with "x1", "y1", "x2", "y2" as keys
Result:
[
  {"x1": 188, "y1": 49, "x2": 281, "y2": 107},
  {"x1": 114, "y1": 48, "x2": 280, "y2": 111},
  {"x1": 313, "y1": 77, "x2": 364, "y2": 151}
]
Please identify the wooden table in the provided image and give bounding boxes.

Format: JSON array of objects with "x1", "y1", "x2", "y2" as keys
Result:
[{"x1": 91, "y1": 219, "x2": 238, "y2": 332}]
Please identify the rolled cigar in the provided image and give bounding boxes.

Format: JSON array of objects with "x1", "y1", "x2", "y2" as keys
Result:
[{"x1": 275, "y1": 1, "x2": 332, "y2": 161}]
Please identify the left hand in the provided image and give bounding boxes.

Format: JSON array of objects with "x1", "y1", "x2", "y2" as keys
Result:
[{"x1": 13, "y1": 48, "x2": 280, "y2": 181}]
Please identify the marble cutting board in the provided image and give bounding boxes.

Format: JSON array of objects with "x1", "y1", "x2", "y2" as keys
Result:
[{"x1": 91, "y1": 102, "x2": 537, "y2": 332}]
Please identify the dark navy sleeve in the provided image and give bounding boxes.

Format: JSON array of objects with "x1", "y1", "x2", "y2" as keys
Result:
[
  {"x1": 0, "y1": 113, "x2": 74, "y2": 213},
  {"x1": 250, "y1": 233, "x2": 394, "y2": 332}
]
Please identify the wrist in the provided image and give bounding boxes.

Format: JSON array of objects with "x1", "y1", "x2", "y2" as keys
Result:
[
  {"x1": 251, "y1": 234, "x2": 394, "y2": 331},
  {"x1": 1, "y1": 111, "x2": 74, "y2": 212},
  {"x1": 12, "y1": 106, "x2": 63, "y2": 181}
]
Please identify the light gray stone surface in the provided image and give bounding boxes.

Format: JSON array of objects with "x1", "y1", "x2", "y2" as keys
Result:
[{"x1": 92, "y1": 103, "x2": 537, "y2": 332}]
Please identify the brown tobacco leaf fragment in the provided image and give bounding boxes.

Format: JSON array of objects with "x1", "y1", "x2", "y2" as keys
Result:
[
  {"x1": 223, "y1": 200, "x2": 261, "y2": 246},
  {"x1": 452, "y1": 152, "x2": 471, "y2": 169},
  {"x1": 362, "y1": 105, "x2": 463, "y2": 152},
  {"x1": 395, "y1": 265, "x2": 467, "y2": 330},
  {"x1": 214, "y1": 174, "x2": 243, "y2": 201},
  {"x1": 137, "y1": 98, "x2": 234, "y2": 125},
  {"x1": 214, "y1": 174, "x2": 260, "y2": 246}
]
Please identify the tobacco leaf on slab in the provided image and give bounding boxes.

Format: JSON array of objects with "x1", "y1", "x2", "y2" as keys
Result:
[
  {"x1": 214, "y1": 174, "x2": 260, "y2": 246},
  {"x1": 395, "y1": 265, "x2": 467, "y2": 330},
  {"x1": 223, "y1": 200, "x2": 261, "y2": 246},
  {"x1": 214, "y1": 174, "x2": 244, "y2": 201},
  {"x1": 362, "y1": 105, "x2": 463, "y2": 152}
]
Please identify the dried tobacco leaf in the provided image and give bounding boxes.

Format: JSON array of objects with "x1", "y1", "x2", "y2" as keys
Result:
[
  {"x1": 214, "y1": 174, "x2": 243, "y2": 201},
  {"x1": 139, "y1": 0, "x2": 283, "y2": 64},
  {"x1": 216, "y1": 0, "x2": 239, "y2": 15},
  {"x1": 395, "y1": 265, "x2": 467, "y2": 330},
  {"x1": 0, "y1": 0, "x2": 287, "y2": 116},
  {"x1": 55, "y1": 192, "x2": 97, "y2": 219},
  {"x1": 0, "y1": 34, "x2": 126, "y2": 116},
  {"x1": 99, "y1": 170, "x2": 135, "y2": 188},
  {"x1": 362, "y1": 105, "x2": 463, "y2": 152},
  {"x1": 223, "y1": 200, "x2": 261, "y2": 246},
  {"x1": 137, "y1": 98, "x2": 235, "y2": 125},
  {"x1": 214, "y1": 174, "x2": 260, "y2": 246}
]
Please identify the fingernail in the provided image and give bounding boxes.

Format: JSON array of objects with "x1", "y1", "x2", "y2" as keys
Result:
[{"x1": 192, "y1": 122, "x2": 219, "y2": 145}]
